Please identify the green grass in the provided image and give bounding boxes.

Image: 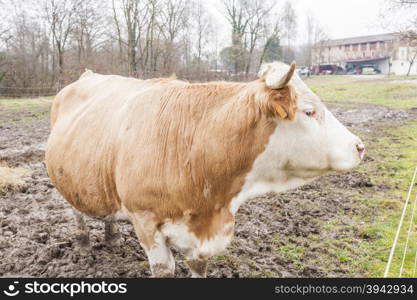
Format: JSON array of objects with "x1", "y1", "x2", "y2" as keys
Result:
[
  {"x1": 354, "y1": 120, "x2": 417, "y2": 277},
  {"x1": 305, "y1": 76, "x2": 417, "y2": 109},
  {"x1": 303, "y1": 76, "x2": 417, "y2": 277},
  {"x1": 0, "y1": 97, "x2": 52, "y2": 125},
  {"x1": 278, "y1": 244, "x2": 305, "y2": 263},
  {"x1": 388, "y1": 75, "x2": 417, "y2": 81},
  {"x1": 0, "y1": 97, "x2": 52, "y2": 109}
]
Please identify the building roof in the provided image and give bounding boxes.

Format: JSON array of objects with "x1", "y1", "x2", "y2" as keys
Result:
[
  {"x1": 345, "y1": 56, "x2": 390, "y2": 63},
  {"x1": 322, "y1": 33, "x2": 399, "y2": 47}
]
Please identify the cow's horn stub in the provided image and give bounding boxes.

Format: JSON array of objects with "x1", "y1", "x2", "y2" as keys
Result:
[{"x1": 258, "y1": 61, "x2": 296, "y2": 89}]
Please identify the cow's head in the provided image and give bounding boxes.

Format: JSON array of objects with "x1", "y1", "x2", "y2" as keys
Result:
[{"x1": 258, "y1": 61, "x2": 364, "y2": 179}]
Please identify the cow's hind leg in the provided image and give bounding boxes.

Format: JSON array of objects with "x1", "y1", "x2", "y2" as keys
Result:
[
  {"x1": 186, "y1": 258, "x2": 208, "y2": 278},
  {"x1": 128, "y1": 211, "x2": 175, "y2": 277},
  {"x1": 104, "y1": 216, "x2": 121, "y2": 247},
  {"x1": 73, "y1": 210, "x2": 90, "y2": 250}
]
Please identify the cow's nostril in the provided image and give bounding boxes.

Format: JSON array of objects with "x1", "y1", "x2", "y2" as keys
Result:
[{"x1": 356, "y1": 143, "x2": 365, "y2": 154}]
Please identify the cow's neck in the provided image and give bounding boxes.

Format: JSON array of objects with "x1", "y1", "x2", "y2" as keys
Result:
[
  {"x1": 184, "y1": 98, "x2": 276, "y2": 235},
  {"x1": 229, "y1": 123, "x2": 318, "y2": 216}
]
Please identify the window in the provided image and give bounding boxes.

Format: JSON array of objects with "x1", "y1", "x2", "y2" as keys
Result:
[
  {"x1": 380, "y1": 41, "x2": 385, "y2": 50},
  {"x1": 370, "y1": 42, "x2": 377, "y2": 50},
  {"x1": 352, "y1": 44, "x2": 358, "y2": 51},
  {"x1": 344, "y1": 44, "x2": 350, "y2": 51},
  {"x1": 361, "y1": 43, "x2": 367, "y2": 51}
]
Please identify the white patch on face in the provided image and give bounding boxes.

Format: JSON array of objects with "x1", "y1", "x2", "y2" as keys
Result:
[
  {"x1": 161, "y1": 220, "x2": 233, "y2": 260},
  {"x1": 230, "y1": 74, "x2": 364, "y2": 215},
  {"x1": 229, "y1": 120, "x2": 324, "y2": 216}
]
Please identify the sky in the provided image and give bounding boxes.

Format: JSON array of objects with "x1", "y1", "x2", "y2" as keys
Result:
[
  {"x1": 290, "y1": 0, "x2": 388, "y2": 43},
  {"x1": 208, "y1": 0, "x2": 392, "y2": 46}
]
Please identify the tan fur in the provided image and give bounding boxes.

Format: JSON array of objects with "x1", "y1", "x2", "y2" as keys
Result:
[{"x1": 45, "y1": 73, "x2": 297, "y2": 242}]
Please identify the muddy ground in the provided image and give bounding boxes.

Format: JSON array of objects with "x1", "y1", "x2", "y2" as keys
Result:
[{"x1": 0, "y1": 100, "x2": 413, "y2": 277}]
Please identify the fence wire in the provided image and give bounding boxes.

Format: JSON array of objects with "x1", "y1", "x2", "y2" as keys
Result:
[
  {"x1": 0, "y1": 86, "x2": 57, "y2": 98},
  {"x1": 413, "y1": 250, "x2": 417, "y2": 277},
  {"x1": 384, "y1": 165, "x2": 417, "y2": 278},
  {"x1": 399, "y1": 192, "x2": 417, "y2": 277}
]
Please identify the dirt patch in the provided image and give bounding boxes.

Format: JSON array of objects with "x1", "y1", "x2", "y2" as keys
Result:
[
  {"x1": 327, "y1": 102, "x2": 409, "y2": 129},
  {"x1": 0, "y1": 102, "x2": 413, "y2": 277}
]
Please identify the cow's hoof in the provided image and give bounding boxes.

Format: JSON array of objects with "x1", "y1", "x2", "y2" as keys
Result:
[
  {"x1": 151, "y1": 263, "x2": 175, "y2": 278},
  {"x1": 75, "y1": 233, "x2": 90, "y2": 249},
  {"x1": 186, "y1": 259, "x2": 208, "y2": 278},
  {"x1": 105, "y1": 233, "x2": 122, "y2": 247},
  {"x1": 151, "y1": 272, "x2": 175, "y2": 278}
]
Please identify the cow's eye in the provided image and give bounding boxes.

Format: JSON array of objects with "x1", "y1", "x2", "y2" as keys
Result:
[{"x1": 304, "y1": 109, "x2": 317, "y2": 118}]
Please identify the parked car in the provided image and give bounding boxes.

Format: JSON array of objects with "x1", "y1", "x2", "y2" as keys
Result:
[
  {"x1": 361, "y1": 64, "x2": 381, "y2": 75},
  {"x1": 297, "y1": 67, "x2": 311, "y2": 76}
]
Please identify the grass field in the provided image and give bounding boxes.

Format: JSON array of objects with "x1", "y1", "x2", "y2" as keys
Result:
[
  {"x1": 352, "y1": 120, "x2": 417, "y2": 277},
  {"x1": 0, "y1": 97, "x2": 52, "y2": 125},
  {"x1": 306, "y1": 75, "x2": 417, "y2": 277},
  {"x1": 306, "y1": 75, "x2": 417, "y2": 109}
]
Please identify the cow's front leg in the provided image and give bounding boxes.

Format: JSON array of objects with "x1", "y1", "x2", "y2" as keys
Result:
[
  {"x1": 146, "y1": 233, "x2": 175, "y2": 278},
  {"x1": 128, "y1": 211, "x2": 175, "y2": 277},
  {"x1": 186, "y1": 258, "x2": 208, "y2": 278}
]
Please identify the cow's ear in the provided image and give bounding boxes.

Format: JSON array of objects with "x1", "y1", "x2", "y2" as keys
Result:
[
  {"x1": 268, "y1": 86, "x2": 297, "y2": 121},
  {"x1": 258, "y1": 61, "x2": 296, "y2": 89},
  {"x1": 272, "y1": 101, "x2": 289, "y2": 119}
]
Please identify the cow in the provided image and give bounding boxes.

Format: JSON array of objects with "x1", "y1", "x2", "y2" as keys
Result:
[{"x1": 45, "y1": 61, "x2": 365, "y2": 278}]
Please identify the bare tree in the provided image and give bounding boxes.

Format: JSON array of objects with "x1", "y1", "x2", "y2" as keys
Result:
[
  {"x1": 222, "y1": 0, "x2": 252, "y2": 74},
  {"x1": 243, "y1": 1, "x2": 275, "y2": 76},
  {"x1": 72, "y1": 0, "x2": 107, "y2": 65},
  {"x1": 140, "y1": 0, "x2": 159, "y2": 71},
  {"x1": 305, "y1": 13, "x2": 314, "y2": 70},
  {"x1": 381, "y1": 0, "x2": 417, "y2": 75},
  {"x1": 258, "y1": 11, "x2": 282, "y2": 68},
  {"x1": 188, "y1": 0, "x2": 217, "y2": 72},
  {"x1": 43, "y1": 0, "x2": 80, "y2": 85},
  {"x1": 194, "y1": 1, "x2": 207, "y2": 70},
  {"x1": 113, "y1": 0, "x2": 142, "y2": 74},
  {"x1": 0, "y1": 0, "x2": 302, "y2": 96},
  {"x1": 399, "y1": 30, "x2": 417, "y2": 75},
  {"x1": 312, "y1": 23, "x2": 329, "y2": 71},
  {"x1": 158, "y1": 0, "x2": 188, "y2": 74},
  {"x1": 281, "y1": 1, "x2": 297, "y2": 64},
  {"x1": 112, "y1": 0, "x2": 124, "y2": 66}
]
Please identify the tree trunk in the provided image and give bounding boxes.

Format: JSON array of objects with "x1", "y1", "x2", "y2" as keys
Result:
[
  {"x1": 406, "y1": 53, "x2": 416, "y2": 76},
  {"x1": 128, "y1": 37, "x2": 137, "y2": 75},
  {"x1": 406, "y1": 61, "x2": 414, "y2": 76},
  {"x1": 258, "y1": 38, "x2": 271, "y2": 69},
  {"x1": 57, "y1": 49, "x2": 64, "y2": 89}
]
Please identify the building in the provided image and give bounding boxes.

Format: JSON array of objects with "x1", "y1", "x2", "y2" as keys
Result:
[{"x1": 312, "y1": 33, "x2": 417, "y2": 75}]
